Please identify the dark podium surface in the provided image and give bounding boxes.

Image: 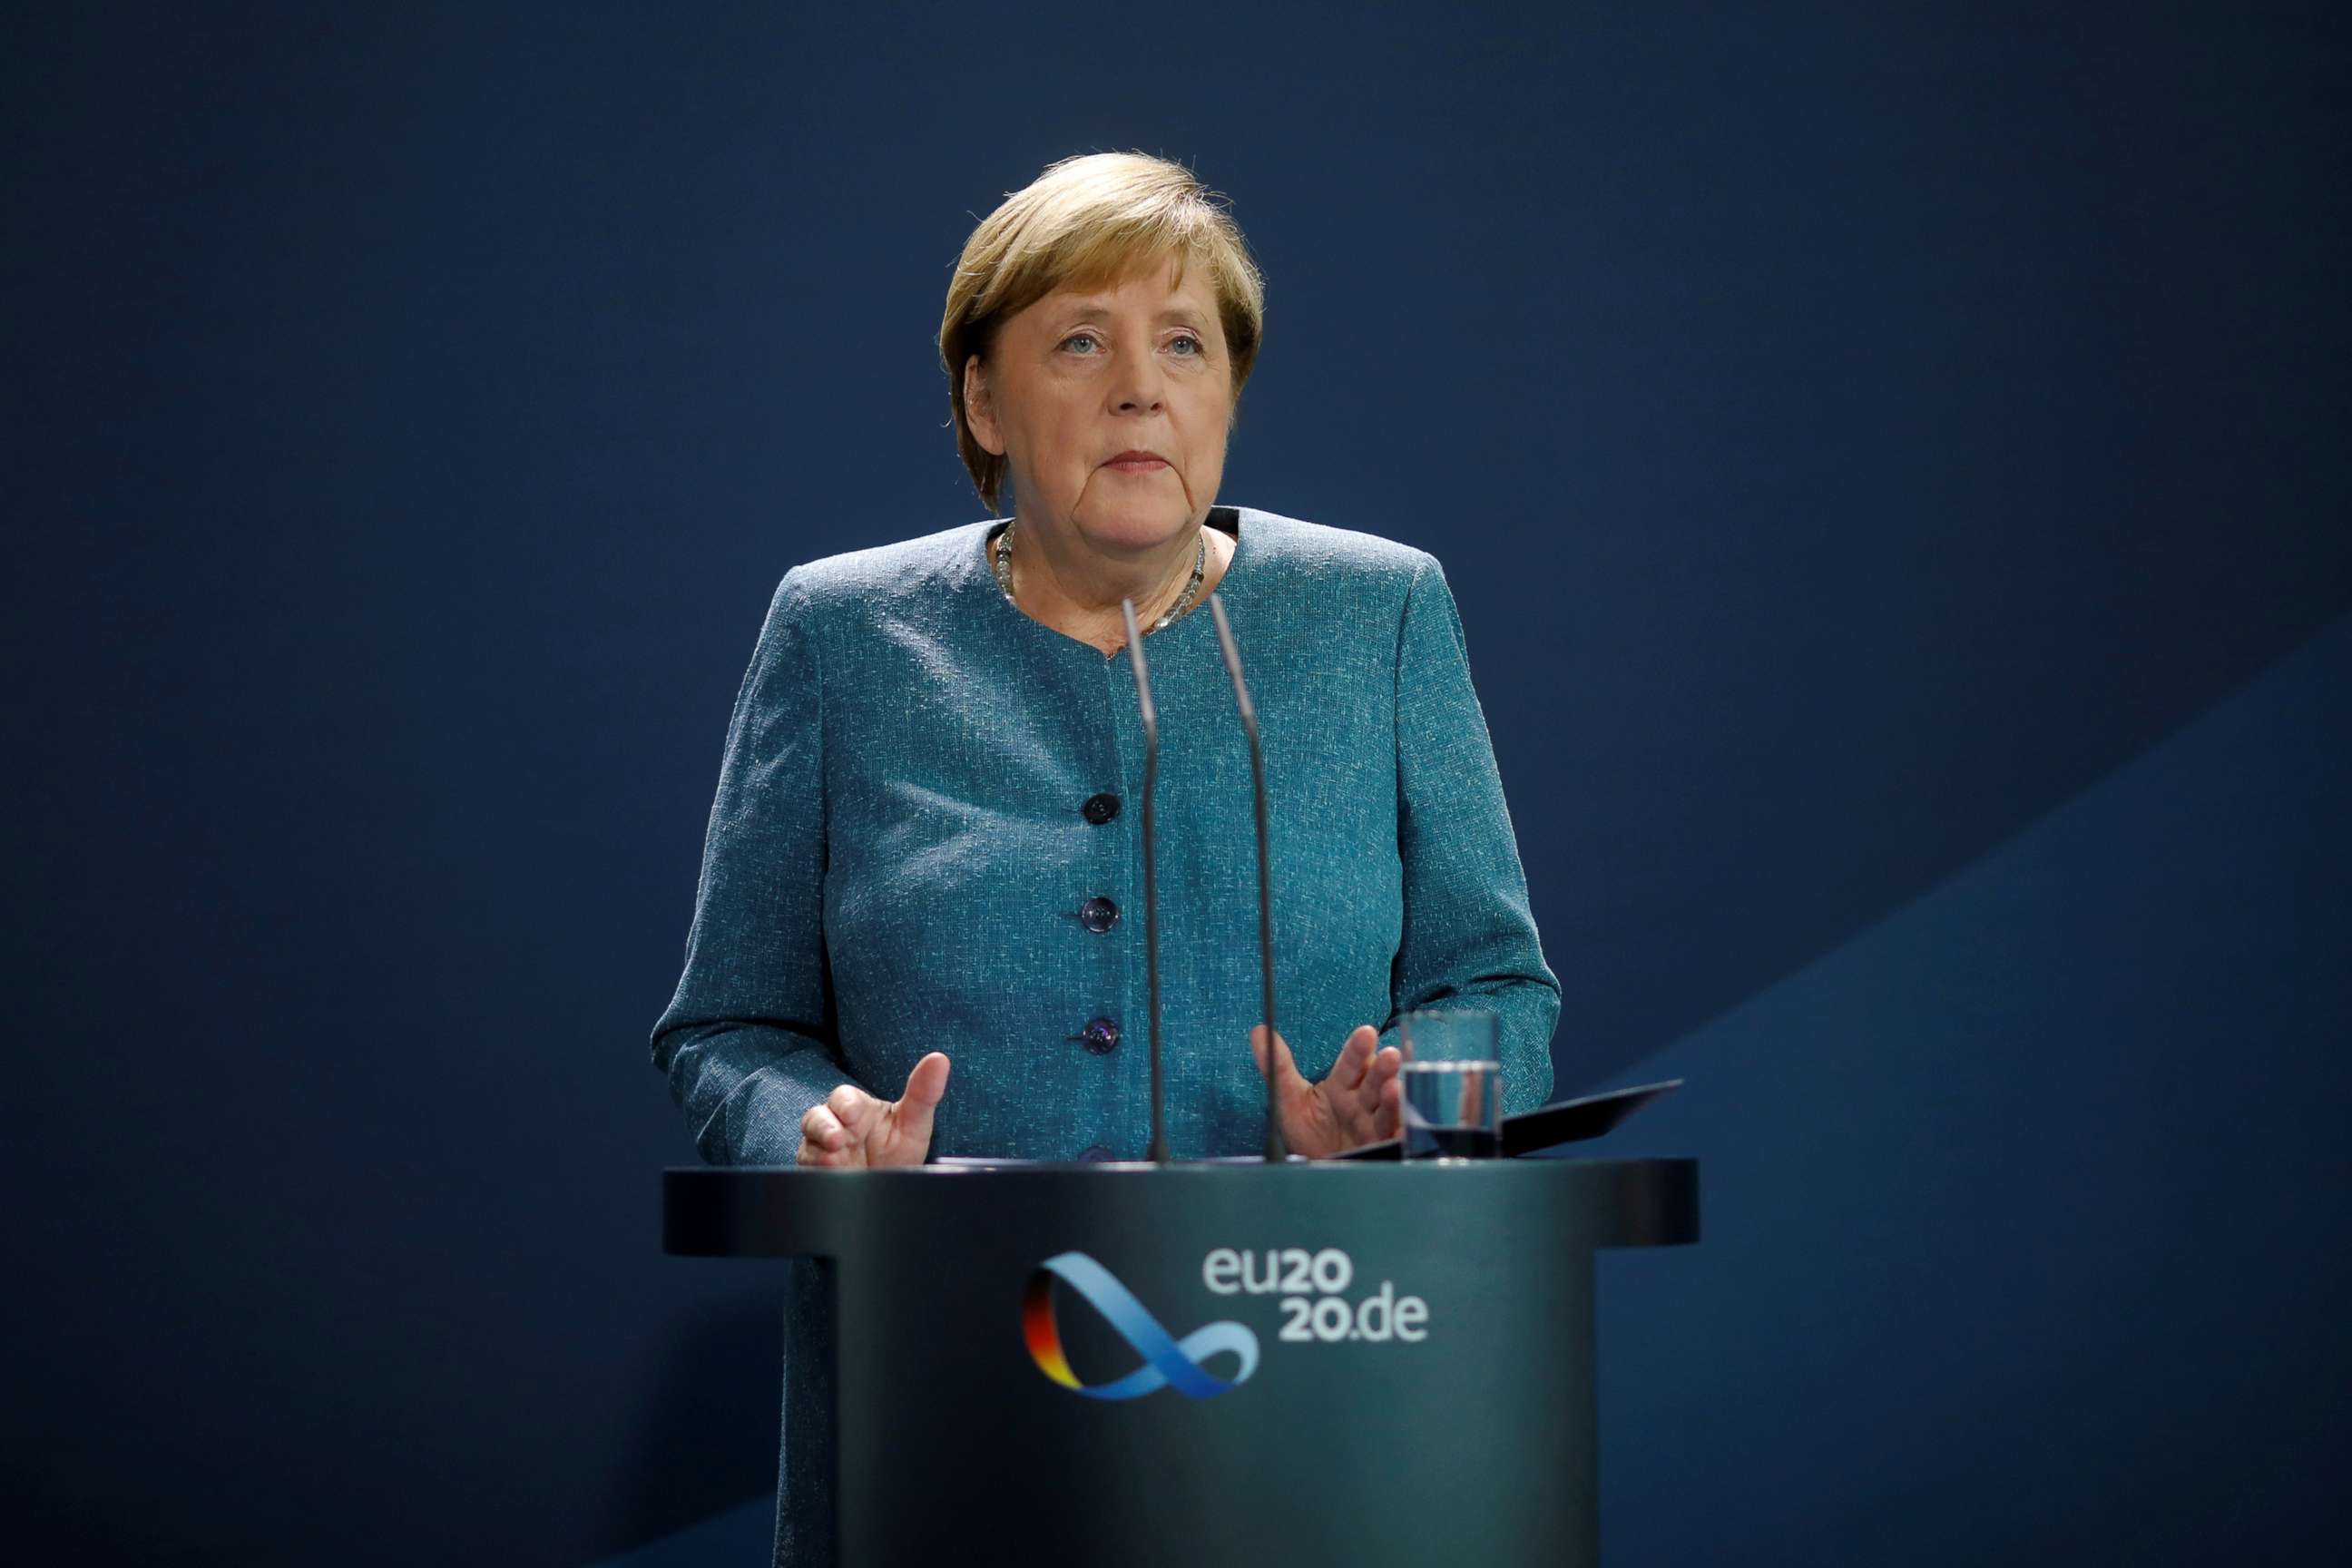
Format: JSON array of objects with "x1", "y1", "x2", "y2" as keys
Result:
[{"x1": 665, "y1": 1158, "x2": 1699, "y2": 1567}]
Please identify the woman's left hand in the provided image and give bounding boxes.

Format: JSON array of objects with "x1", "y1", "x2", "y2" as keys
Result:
[{"x1": 1249, "y1": 1023, "x2": 1403, "y2": 1157}]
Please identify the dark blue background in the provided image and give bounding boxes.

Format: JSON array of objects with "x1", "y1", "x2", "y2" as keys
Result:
[{"x1": 4, "y1": 3, "x2": 2344, "y2": 1563}]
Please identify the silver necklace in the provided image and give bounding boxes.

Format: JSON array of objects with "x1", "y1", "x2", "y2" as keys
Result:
[{"x1": 992, "y1": 518, "x2": 1207, "y2": 633}]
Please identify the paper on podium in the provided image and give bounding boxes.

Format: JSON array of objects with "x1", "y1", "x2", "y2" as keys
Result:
[{"x1": 928, "y1": 1083, "x2": 1681, "y2": 1168}]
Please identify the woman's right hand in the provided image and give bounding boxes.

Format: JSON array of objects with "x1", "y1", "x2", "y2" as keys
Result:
[{"x1": 796, "y1": 1053, "x2": 951, "y2": 1168}]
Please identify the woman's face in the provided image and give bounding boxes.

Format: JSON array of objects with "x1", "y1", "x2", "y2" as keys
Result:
[{"x1": 965, "y1": 257, "x2": 1232, "y2": 556}]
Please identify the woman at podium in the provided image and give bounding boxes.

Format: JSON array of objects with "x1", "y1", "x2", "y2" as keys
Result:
[{"x1": 651, "y1": 151, "x2": 1560, "y2": 1171}]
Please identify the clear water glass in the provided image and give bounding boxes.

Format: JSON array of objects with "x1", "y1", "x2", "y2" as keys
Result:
[{"x1": 1396, "y1": 1009, "x2": 1502, "y2": 1161}]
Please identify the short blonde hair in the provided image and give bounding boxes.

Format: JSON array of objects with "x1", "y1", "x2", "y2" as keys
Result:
[{"x1": 940, "y1": 152, "x2": 1268, "y2": 513}]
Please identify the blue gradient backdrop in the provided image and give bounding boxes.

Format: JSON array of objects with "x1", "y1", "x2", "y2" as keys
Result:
[{"x1": 4, "y1": 3, "x2": 2344, "y2": 1563}]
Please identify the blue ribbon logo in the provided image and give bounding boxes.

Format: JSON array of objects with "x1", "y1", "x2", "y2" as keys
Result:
[{"x1": 1023, "y1": 1250, "x2": 1260, "y2": 1400}]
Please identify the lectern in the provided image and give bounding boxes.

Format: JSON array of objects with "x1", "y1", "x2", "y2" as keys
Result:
[{"x1": 665, "y1": 1157, "x2": 1698, "y2": 1566}]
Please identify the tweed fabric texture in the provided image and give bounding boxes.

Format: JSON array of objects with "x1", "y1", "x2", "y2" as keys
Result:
[{"x1": 651, "y1": 505, "x2": 1561, "y2": 1167}]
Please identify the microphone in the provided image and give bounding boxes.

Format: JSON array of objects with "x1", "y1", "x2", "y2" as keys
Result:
[
  {"x1": 1207, "y1": 594, "x2": 1287, "y2": 1162},
  {"x1": 1119, "y1": 599, "x2": 1171, "y2": 1165}
]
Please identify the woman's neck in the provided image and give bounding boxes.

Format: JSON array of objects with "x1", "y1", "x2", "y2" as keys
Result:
[{"x1": 1006, "y1": 514, "x2": 1232, "y2": 655}]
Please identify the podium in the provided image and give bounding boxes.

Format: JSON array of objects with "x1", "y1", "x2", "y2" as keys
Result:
[{"x1": 664, "y1": 1158, "x2": 1699, "y2": 1567}]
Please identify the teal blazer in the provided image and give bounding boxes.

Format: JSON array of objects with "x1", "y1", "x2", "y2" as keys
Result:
[{"x1": 651, "y1": 505, "x2": 1560, "y2": 1164}]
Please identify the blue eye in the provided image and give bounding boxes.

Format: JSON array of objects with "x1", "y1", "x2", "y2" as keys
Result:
[{"x1": 1061, "y1": 330, "x2": 1207, "y2": 357}]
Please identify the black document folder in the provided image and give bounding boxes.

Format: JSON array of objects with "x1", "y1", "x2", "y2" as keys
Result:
[{"x1": 1328, "y1": 1078, "x2": 1683, "y2": 1161}]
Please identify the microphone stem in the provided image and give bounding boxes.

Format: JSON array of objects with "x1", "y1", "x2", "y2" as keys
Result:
[
  {"x1": 1246, "y1": 715, "x2": 1283, "y2": 1161},
  {"x1": 1142, "y1": 738, "x2": 1168, "y2": 1163},
  {"x1": 1121, "y1": 600, "x2": 1171, "y2": 1165},
  {"x1": 1207, "y1": 595, "x2": 1287, "y2": 1162}
]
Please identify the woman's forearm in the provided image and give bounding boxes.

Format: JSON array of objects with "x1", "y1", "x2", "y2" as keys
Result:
[
  {"x1": 654, "y1": 1017, "x2": 871, "y2": 1167},
  {"x1": 1389, "y1": 553, "x2": 1563, "y2": 1112}
]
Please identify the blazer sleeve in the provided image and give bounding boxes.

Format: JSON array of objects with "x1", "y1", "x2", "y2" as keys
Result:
[
  {"x1": 1382, "y1": 554, "x2": 1563, "y2": 1112},
  {"x1": 649, "y1": 569, "x2": 872, "y2": 1165}
]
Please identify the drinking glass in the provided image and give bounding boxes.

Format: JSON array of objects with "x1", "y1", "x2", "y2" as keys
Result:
[{"x1": 1396, "y1": 1009, "x2": 1502, "y2": 1161}]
